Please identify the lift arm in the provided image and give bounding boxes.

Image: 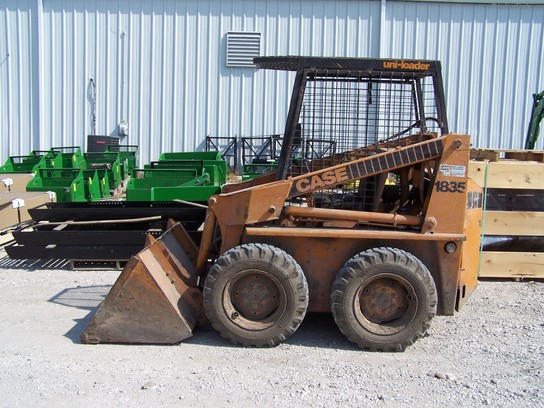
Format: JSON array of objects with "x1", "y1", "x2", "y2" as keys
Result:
[{"x1": 287, "y1": 136, "x2": 445, "y2": 198}]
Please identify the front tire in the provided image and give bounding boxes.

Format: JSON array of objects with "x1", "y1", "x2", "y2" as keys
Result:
[
  {"x1": 331, "y1": 247, "x2": 437, "y2": 351},
  {"x1": 203, "y1": 243, "x2": 308, "y2": 347}
]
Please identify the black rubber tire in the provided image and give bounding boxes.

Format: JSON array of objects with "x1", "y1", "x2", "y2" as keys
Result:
[
  {"x1": 331, "y1": 247, "x2": 437, "y2": 351},
  {"x1": 203, "y1": 243, "x2": 309, "y2": 347}
]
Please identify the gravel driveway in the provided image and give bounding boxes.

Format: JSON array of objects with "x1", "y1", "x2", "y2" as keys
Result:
[{"x1": 0, "y1": 247, "x2": 543, "y2": 408}]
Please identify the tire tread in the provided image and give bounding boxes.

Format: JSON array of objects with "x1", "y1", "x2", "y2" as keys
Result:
[
  {"x1": 331, "y1": 247, "x2": 437, "y2": 352},
  {"x1": 204, "y1": 243, "x2": 308, "y2": 347}
]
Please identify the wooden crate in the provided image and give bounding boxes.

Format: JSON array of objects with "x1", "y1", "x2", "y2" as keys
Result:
[{"x1": 469, "y1": 149, "x2": 544, "y2": 279}]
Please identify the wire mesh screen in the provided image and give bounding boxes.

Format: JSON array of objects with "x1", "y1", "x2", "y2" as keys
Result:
[
  {"x1": 286, "y1": 69, "x2": 442, "y2": 212},
  {"x1": 290, "y1": 70, "x2": 441, "y2": 173}
]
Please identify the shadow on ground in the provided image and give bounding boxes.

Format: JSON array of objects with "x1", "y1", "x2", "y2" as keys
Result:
[
  {"x1": 48, "y1": 285, "x2": 111, "y2": 343},
  {"x1": 49, "y1": 284, "x2": 356, "y2": 351},
  {"x1": 49, "y1": 284, "x2": 111, "y2": 310},
  {"x1": 0, "y1": 254, "x2": 71, "y2": 271}
]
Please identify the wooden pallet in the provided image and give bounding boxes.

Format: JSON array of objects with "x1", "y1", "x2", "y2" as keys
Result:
[
  {"x1": 470, "y1": 148, "x2": 544, "y2": 163},
  {"x1": 469, "y1": 149, "x2": 544, "y2": 279}
]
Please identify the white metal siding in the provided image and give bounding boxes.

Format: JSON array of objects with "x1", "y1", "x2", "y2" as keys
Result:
[
  {"x1": 0, "y1": 1, "x2": 37, "y2": 159},
  {"x1": 26, "y1": 0, "x2": 379, "y2": 164},
  {"x1": 382, "y1": 2, "x2": 544, "y2": 149},
  {"x1": 1, "y1": 0, "x2": 543, "y2": 166}
]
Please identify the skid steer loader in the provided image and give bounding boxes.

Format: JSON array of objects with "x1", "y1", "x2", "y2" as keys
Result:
[{"x1": 81, "y1": 57, "x2": 483, "y2": 351}]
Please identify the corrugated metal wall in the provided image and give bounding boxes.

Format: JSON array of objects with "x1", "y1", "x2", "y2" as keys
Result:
[
  {"x1": 0, "y1": 1, "x2": 38, "y2": 157},
  {"x1": 1, "y1": 0, "x2": 543, "y2": 165},
  {"x1": 382, "y1": 1, "x2": 544, "y2": 149},
  {"x1": 26, "y1": 0, "x2": 379, "y2": 163}
]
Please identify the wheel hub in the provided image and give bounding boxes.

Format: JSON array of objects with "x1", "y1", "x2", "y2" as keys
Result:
[
  {"x1": 359, "y1": 277, "x2": 409, "y2": 324},
  {"x1": 231, "y1": 272, "x2": 280, "y2": 320}
]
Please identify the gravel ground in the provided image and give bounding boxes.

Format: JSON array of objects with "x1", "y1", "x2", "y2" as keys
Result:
[{"x1": 0, "y1": 245, "x2": 543, "y2": 408}]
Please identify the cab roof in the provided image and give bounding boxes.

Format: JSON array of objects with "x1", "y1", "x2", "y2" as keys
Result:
[{"x1": 254, "y1": 56, "x2": 441, "y2": 77}]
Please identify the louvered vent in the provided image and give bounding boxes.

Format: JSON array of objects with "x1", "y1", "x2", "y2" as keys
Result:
[{"x1": 226, "y1": 31, "x2": 261, "y2": 67}]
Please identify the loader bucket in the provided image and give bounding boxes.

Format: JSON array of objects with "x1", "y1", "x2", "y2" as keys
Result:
[{"x1": 81, "y1": 222, "x2": 203, "y2": 344}]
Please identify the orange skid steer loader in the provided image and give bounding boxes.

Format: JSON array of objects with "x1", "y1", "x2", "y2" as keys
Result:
[{"x1": 81, "y1": 57, "x2": 483, "y2": 351}]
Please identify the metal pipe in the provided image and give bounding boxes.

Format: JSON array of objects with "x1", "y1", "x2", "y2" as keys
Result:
[
  {"x1": 33, "y1": 215, "x2": 162, "y2": 227},
  {"x1": 283, "y1": 206, "x2": 421, "y2": 226},
  {"x1": 173, "y1": 199, "x2": 208, "y2": 209}
]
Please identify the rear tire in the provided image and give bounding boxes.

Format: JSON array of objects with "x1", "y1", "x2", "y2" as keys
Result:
[
  {"x1": 331, "y1": 247, "x2": 437, "y2": 351},
  {"x1": 203, "y1": 243, "x2": 308, "y2": 347}
]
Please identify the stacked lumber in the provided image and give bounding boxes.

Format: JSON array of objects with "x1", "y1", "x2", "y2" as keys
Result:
[{"x1": 469, "y1": 149, "x2": 544, "y2": 279}]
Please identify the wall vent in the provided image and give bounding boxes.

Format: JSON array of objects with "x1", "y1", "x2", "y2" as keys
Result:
[{"x1": 226, "y1": 31, "x2": 261, "y2": 67}]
